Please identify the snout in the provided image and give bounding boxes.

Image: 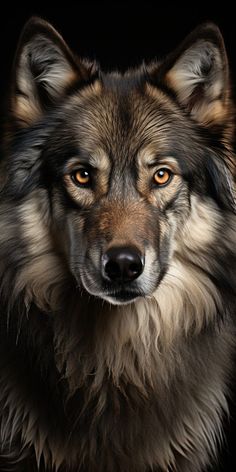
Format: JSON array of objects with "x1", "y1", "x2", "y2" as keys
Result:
[
  {"x1": 68, "y1": 200, "x2": 164, "y2": 305},
  {"x1": 76, "y1": 241, "x2": 162, "y2": 305},
  {"x1": 71, "y1": 199, "x2": 163, "y2": 304}
]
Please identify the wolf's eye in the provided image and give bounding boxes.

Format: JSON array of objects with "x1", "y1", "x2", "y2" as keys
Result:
[
  {"x1": 71, "y1": 168, "x2": 91, "y2": 187},
  {"x1": 154, "y1": 168, "x2": 172, "y2": 186}
]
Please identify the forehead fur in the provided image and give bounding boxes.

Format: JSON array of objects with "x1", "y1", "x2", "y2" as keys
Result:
[{"x1": 57, "y1": 70, "x2": 201, "y2": 165}]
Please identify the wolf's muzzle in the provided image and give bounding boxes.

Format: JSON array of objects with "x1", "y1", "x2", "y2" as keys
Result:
[{"x1": 102, "y1": 246, "x2": 144, "y2": 283}]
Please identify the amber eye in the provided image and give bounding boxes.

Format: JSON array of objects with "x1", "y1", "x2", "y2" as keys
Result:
[
  {"x1": 71, "y1": 168, "x2": 91, "y2": 186},
  {"x1": 153, "y1": 168, "x2": 172, "y2": 186}
]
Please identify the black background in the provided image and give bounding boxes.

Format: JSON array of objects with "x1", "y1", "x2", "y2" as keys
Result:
[
  {"x1": 0, "y1": 2, "x2": 235, "y2": 471},
  {"x1": 0, "y1": 2, "x2": 236, "y2": 104}
]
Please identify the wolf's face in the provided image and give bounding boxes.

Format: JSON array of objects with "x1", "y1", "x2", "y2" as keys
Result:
[
  {"x1": 42, "y1": 80, "x2": 220, "y2": 306},
  {"x1": 42, "y1": 82, "x2": 194, "y2": 305},
  {"x1": 4, "y1": 19, "x2": 234, "y2": 306}
]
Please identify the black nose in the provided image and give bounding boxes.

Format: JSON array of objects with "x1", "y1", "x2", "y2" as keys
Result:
[{"x1": 102, "y1": 246, "x2": 144, "y2": 283}]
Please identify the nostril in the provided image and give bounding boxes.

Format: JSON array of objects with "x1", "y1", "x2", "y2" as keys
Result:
[
  {"x1": 105, "y1": 260, "x2": 121, "y2": 279},
  {"x1": 102, "y1": 246, "x2": 144, "y2": 283},
  {"x1": 129, "y1": 263, "x2": 141, "y2": 277}
]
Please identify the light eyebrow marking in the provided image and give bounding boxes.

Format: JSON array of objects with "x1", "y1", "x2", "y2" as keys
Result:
[
  {"x1": 138, "y1": 150, "x2": 181, "y2": 173},
  {"x1": 89, "y1": 150, "x2": 110, "y2": 172},
  {"x1": 64, "y1": 149, "x2": 111, "y2": 173}
]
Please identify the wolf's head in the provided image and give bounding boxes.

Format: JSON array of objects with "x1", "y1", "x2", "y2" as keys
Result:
[{"x1": 1, "y1": 18, "x2": 235, "y2": 311}]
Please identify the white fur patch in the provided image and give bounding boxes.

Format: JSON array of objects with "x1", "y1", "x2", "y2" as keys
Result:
[{"x1": 15, "y1": 191, "x2": 68, "y2": 311}]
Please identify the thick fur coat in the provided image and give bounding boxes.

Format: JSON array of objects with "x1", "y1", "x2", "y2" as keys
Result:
[{"x1": 0, "y1": 18, "x2": 235, "y2": 471}]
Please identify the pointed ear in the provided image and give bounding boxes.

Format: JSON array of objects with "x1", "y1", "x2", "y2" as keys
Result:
[
  {"x1": 158, "y1": 24, "x2": 231, "y2": 128},
  {"x1": 11, "y1": 17, "x2": 95, "y2": 127}
]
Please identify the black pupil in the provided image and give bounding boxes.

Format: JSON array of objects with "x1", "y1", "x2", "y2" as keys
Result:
[
  {"x1": 158, "y1": 170, "x2": 166, "y2": 177},
  {"x1": 81, "y1": 170, "x2": 89, "y2": 178}
]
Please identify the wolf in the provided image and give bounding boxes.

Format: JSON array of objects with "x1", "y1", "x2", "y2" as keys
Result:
[{"x1": 0, "y1": 16, "x2": 235, "y2": 472}]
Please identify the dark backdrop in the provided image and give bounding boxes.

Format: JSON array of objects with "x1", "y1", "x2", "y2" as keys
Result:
[{"x1": 0, "y1": 2, "x2": 235, "y2": 471}]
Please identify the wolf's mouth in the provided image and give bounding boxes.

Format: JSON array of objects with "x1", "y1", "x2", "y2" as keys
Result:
[{"x1": 103, "y1": 289, "x2": 142, "y2": 305}]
